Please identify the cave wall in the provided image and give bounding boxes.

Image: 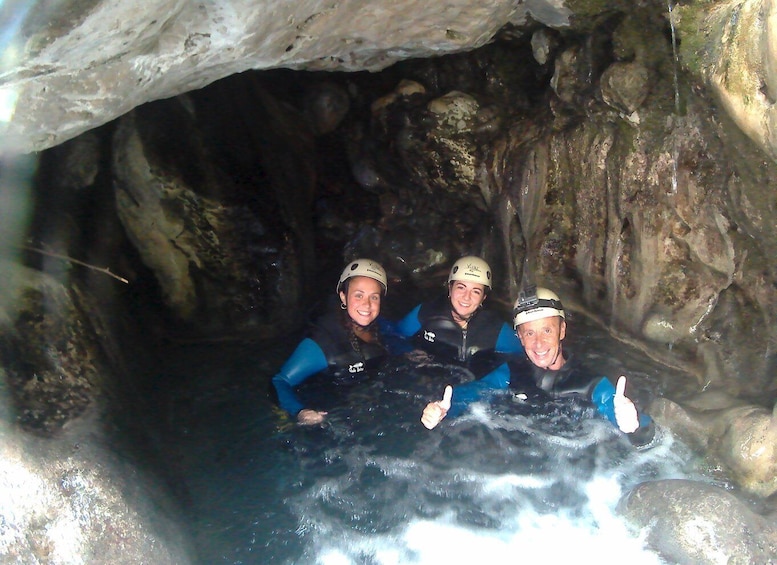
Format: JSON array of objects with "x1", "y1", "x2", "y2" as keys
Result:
[
  {"x1": 2, "y1": 2, "x2": 777, "y2": 560},
  {"x1": 4, "y1": 3, "x2": 777, "y2": 436}
]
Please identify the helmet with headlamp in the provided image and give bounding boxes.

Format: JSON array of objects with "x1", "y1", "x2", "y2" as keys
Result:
[{"x1": 512, "y1": 286, "x2": 565, "y2": 329}]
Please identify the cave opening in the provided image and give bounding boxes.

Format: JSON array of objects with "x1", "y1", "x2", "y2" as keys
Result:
[{"x1": 4, "y1": 6, "x2": 777, "y2": 563}]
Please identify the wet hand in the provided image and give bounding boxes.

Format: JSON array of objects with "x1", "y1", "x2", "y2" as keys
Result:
[
  {"x1": 421, "y1": 385, "x2": 452, "y2": 430},
  {"x1": 297, "y1": 408, "x2": 328, "y2": 425},
  {"x1": 613, "y1": 376, "x2": 639, "y2": 434}
]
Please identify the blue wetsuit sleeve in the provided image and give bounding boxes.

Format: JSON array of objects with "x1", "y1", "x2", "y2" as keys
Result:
[
  {"x1": 590, "y1": 377, "x2": 653, "y2": 429},
  {"x1": 271, "y1": 338, "x2": 328, "y2": 416},
  {"x1": 377, "y1": 316, "x2": 414, "y2": 355},
  {"x1": 395, "y1": 305, "x2": 422, "y2": 337},
  {"x1": 495, "y1": 323, "x2": 524, "y2": 354},
  {"x1": 448, "y1": 362, "x2": 511, "y2": 418}
]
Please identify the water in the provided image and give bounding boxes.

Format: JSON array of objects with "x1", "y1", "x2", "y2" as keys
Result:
[
  {"x1": 150, "y1": 315, "x2": 707, "y2": 564},
  {"x1": 667, "y1": 0, "x2": 681, "y2": 117}
]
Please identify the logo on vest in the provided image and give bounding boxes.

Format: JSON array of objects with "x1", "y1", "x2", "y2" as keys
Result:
[
  {"x1": 423, "y1": 330, "x2": 436, "y2": 342},
  {"x1": 348, "y1": 362, "x2": 365, "y2": 373}
]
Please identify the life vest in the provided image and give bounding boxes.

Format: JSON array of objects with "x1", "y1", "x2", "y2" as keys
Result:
[
  {"x1": 507, "y1": 353, "x2": 599, "y2": 399},
  {"x1": 310, "y1": 310, "x2": 387, "y2": 382},
  {"x1": 414, "y1": 295, "x2": 505, "y2": 367}
]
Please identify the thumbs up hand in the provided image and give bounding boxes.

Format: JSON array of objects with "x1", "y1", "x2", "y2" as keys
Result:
[
  {"x1": 613, "y1": 376, "x2": 640, "y2": 433},
  {"x1": 421, "y1": 385, "x2": 452, "y2": 430}
]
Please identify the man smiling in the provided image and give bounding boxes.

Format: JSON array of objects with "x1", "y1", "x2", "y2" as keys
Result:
[{"x1": 420, "y1": 286, "x2": 655, "y2": 447}]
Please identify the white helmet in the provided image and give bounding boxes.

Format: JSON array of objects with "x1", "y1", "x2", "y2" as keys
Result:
[
  {"x1": 337, "y1": 258, "x2": 388, "y2": 295},
  {"x1": 448, "y1": 256, "x2": 492, "y2": 289},
  {"x1": 513, "y1": 286, "x2": 565, "y2": 328}
]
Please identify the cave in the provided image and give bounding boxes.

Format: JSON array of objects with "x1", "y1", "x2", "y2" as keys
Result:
[{"x1": 2, "y1": 1, "x2": 777, "y2": 563}]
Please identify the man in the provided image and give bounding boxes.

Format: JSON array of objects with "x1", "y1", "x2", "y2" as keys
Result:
[{"x1": 420, "y1": 286, "x2": 655, "y2": 447}]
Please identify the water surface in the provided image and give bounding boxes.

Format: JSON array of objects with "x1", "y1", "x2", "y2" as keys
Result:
[{"x1": 151, "y1": 314, "x2": 710, "y2": 564}]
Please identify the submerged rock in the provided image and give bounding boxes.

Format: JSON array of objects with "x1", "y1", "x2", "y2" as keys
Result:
[{"x1": 619, "y1": 479, "x2": 777, "y2": 564}]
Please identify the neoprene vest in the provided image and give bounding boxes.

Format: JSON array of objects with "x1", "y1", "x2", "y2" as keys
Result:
[
  {"x1": 414, "y1": 296, "x2": 504, "y2": 365},
  {"x1": 508, "y1": 353, "x2": 599, "y2": 400},
  {"x1": 310, "y1": 310, "x2": 387, "y2": 382}
]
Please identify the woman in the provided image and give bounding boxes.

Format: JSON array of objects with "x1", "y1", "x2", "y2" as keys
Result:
[
  {"x1": 395, "y1": 255, "x2": 523, "y2": 374},
  {"x1": 272, "y1": 258, "x2": 391, "y2": 425},
  {"x1": 420, "y1": 286, "x2": 655, "y2": 448}
]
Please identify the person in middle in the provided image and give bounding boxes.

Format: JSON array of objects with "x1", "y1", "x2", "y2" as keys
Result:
[{"x1": 395, "y1": 255, "x2": 523, "y2": 375}]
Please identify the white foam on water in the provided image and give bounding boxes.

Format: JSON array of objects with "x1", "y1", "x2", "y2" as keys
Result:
[
  {"x1": 313, "y1": 479, "x2": 664, "y2": 565},
  {"x1": 288, "y1": 383, "x2": 696, "y2": 565},
  {"x1": 304, "y1": 441, "x2": 677, "y2": 565}
]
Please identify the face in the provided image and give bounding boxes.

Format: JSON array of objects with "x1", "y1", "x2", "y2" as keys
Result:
[
  {"x1": 339, "y1": 276, "x2": 382, "y2": 327},
  {"x1": 449, "y1": 280, "x2": 486, "y2": 319},
  {"x1": 516, "y1": 316, "x2": 566, "y2": 370}
]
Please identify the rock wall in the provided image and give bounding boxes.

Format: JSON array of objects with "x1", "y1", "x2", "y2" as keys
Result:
[{"x1": 2, "y1": 0, "x2": 777, "y2": 563}]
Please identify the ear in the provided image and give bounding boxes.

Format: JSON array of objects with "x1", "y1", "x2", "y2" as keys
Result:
[
  {"x1": 559, "y1": 319, "x2": 567, "y2": 341},
  {"x1": 339, "y1": 291, "x2": 347, "y2": 305}
]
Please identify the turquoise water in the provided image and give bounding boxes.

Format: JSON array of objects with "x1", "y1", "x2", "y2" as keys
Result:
[{"x1": 150, "y1": 315, "x2": 704, "y2": 564}]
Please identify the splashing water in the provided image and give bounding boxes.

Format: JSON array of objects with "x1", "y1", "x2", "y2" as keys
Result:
[{"x1": 152, "y1": 317, "x2": 709, "y2": 565}]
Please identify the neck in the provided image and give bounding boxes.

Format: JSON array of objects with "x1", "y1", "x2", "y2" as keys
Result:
[
  {"x1": 352, "y1": 322, "x2": 374, "y2": 342},
  {"x1": 548, "y1": 347, "x2": 566, "y2": 370},
  {"x1": 451, "y1": 309, "x2": 473, "y2": 328}
]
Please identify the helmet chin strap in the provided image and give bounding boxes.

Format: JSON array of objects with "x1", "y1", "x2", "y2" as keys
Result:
[
  {"x1": 451, "y1": 308, "x2": 473, "y2": 324},
  {"x1": 450, "y1": 299, "x2": 482, "y2": 325},
  {"x1": 449, "y1": 284, "x2": 484, "y2": 325}
]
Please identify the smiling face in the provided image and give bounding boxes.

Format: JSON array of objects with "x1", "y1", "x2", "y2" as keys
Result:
[
  {"x1": 448, "y1": 280, "x2": 486, "y2": 321},
  {"x1": 339, "y1": 276, "x2": 382, "y2": 327},
  {"x1": 516, "y1": 316, "x2": 566, "y2": 370}
]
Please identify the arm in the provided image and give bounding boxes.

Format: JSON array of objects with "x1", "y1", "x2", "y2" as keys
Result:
[
  {"x1": 376, "y1": 316, "x2": 414, "y2": 355},
  {"x1": 495, "y1": 323, "x2": 524, "y2": 355},
  {"x1": 395, "y1": 304, "x2": 422, "y2": 337},
  {"x1": 448, "y1": 362, "x2": 511, "y2": 417},
  {"x1": 420, "y1": 362, "x2": 511, "y2": 428},
  {"x1": 271, "y1": 338, "x2": 328, "y2": 418},
  {"x1": 590, "y1": 376, "x2": 655, "y2": 447}
]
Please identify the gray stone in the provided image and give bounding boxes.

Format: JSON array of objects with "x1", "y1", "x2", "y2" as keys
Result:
[{"x1": 619, "y1": 479, "x2": 777, "y2": 564}]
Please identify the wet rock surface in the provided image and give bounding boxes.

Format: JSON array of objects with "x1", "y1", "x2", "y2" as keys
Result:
[
  {"x1": 619, "y1": 478, "x2": 777, "y2": 564},
  {"x1": 2, "y1": 0, "x2": 777, "y2": 562}
]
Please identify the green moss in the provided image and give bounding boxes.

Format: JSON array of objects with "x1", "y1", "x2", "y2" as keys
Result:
[{"x1": 674, "y1": 0, "x2": 728, "y2": 77}]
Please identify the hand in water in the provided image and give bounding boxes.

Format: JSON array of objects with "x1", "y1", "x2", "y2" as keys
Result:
[
  {"x1": 297, "y1": 408, "x2": 328, "y2": 425},
  {"x1": 421, "y1": 385, "x2": 452, "y2": 430},
  {"x1": 613, "y1": 376, "x2": 639, "y2": 433}
]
